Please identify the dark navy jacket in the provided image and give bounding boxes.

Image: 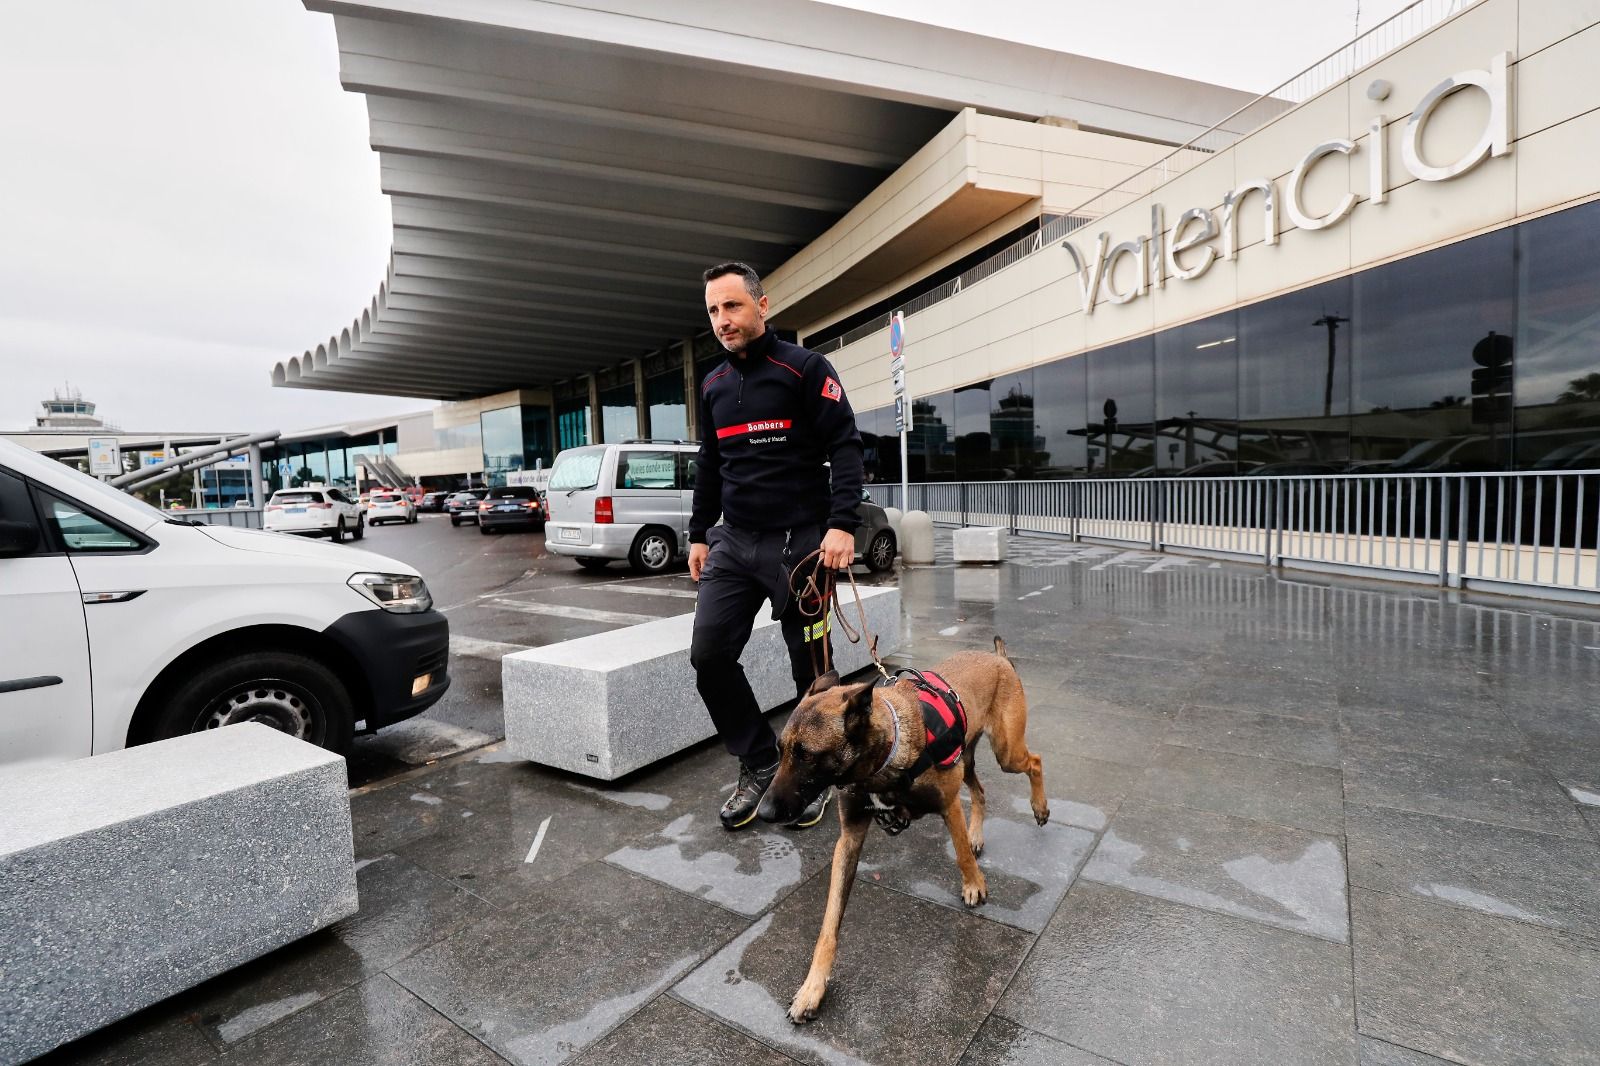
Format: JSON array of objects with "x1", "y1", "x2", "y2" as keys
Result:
[{"x1": 689, "y1": 330, "x2": 864, "y2": 543}]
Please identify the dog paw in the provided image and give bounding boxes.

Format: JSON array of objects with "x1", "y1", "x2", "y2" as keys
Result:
[
  {"x1": 970, "y1": 839, "x2": 985, "y2": 858},
  {"x1": 962, "y1": 875, "x2": 988, "y2": 907},
  {"x1": 1034, "y1": 805, "x2": 1050, "y2": 827},
  {"x1": 788, "y1": 982, "x2": 825, "y2": 1025}
]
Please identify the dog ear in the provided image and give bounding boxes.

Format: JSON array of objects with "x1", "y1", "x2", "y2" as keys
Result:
[
  {"x1": 806, "y1": 671, "x2": 841, "y2": 696},
  {"x1": 842, "y1": 682, "x2": 875, "y2": 719}
]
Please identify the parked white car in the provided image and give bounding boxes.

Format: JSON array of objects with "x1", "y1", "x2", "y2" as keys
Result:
[
  {"x1": 366, "y1": 491, "x2": 417, "y2": 526},
  {"x1": 264, "y1": 486, "x2": 364, "y2": 541},
  {"x1": 0, "y1": 439, "x2": 451, "y2": 771}
]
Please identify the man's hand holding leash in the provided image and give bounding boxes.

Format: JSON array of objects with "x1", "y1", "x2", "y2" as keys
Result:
[{"x1": 819, "y1": 528, "x2": 854, "y2": 570}]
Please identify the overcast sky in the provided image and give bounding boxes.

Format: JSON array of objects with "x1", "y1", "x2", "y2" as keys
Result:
[{"x1": 1, "y1": 0, "x2": 1414, "y2": 435}]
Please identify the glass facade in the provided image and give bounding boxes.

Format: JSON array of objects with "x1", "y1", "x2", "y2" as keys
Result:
[
  {"x1": 647, "y1": 371, "x2": 687, "y2": 441},
  {"x1": 599, "y1": 383, "x2": 637, "y2": 443},
  {"x1": 480, "y1": 404, "x2": 553, "y2": 486},
  {"x1": 857, "y1": 198, "x2": 1600, "y2": 480},
  {"x1": 261, "y1": 430, "x2": 392, "y2": 495},
  {"x1": 557, "y1": 397, "x2": 590, "y2": 451}
]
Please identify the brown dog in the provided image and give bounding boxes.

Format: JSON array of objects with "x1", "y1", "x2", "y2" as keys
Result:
[{"x1": 755, "y1": 637, "x2": 1048, "y2": 1024}]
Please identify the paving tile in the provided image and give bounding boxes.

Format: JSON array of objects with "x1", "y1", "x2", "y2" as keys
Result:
[
  {"x1": 1081, "y1": 799, "x2": 1348, "y2": 942},
  {"x1": 985, "y1": 749, "x2": 1133, "y2": 833},
  {"x1": 1018, "y1": 703, "x2": 1170, "y2": 767},
  {"x1": 1342, "y1": 744, "x2": 1591, "y2": 840},
  {"x1": 331, "y1": 853, "x2": 501, "y2": 970},
  {"x1": 1337, "y1": 669, "x2": 1490, "y2": 714},
  {"x1": 395, "y1": 781, "x2": 675, "y2": 910},
  {"x1": 1338, "y1": 704, "x2": 1533, "y2": 764},
  {"x1": 1043, "y1": 668, "x2": 1189, "y2": 722},
  {"x1": 853, "y1": 781, "x2": 1096, "y2": 932},
  {"x1": 1169, "y1": 703, "x2": 1342, "y2": 768},
  {"x1": 571, "y1": 996, "x2": 793, "y2": 1066},
  {"x1": 186, "y1": 931, "x2": 367, "y2": 1048},
  {"x1": 1135, "y1": 744, "x2": 1345, "y2": 835},
  {"x1": 957, "y1": 1017, "x2": 1119, "y2": 1066},
  {"x1": 350, "y1": 779, "x2": 482, "y2": 859},
  {"x1": 673, "y1": 876, "x2": 1031, "y2": 1066},
  {"x1": 34, "y1": 1009, "x2": 217, "y2": 1066},
  {"x1": 997, "y1": 881, "x2": 1356, "y2": 1066},
  {"x1": 1185, "y1": 669, "x2": 1342, "y2": 721},
  {"x1": 221, "y1": 975, "x2": 505, "y2": 1065},
  {"x1": 1358, "y1": 1035, "x2": 1469, "y2": 1065},
  {"x1": 1345, "y1": 804, "x2": 1600, "y2": 940},
  {"x1": 1351, "y1": 887, "x2": 1600, "y2": 1066},
  {"x1": 390, "y1": 863, "x2": 735, "y2": 1066},
  {"x1": 605, "y1": 809, "x2": 837, "y2": 917}
]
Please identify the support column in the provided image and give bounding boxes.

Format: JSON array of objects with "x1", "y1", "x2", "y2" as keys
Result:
[
  {"x1": 681, "y1": 337, "x2": 698, "y2": 441},
  {"x1": 587, "y1": 374, "x2": 602, "y2": 444},
  {"x1": 633, "y1": 357, "x2": 649, "y2": 441},
  {"x1": 248, "y1": 444, "x2": 265, "y2": 507}
]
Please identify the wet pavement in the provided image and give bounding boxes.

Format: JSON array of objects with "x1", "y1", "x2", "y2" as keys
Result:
[{"x1": 39, "y1": 531, "x2": 1600, "y2": 1066}]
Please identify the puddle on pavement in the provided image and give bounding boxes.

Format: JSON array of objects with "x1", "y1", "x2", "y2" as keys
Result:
[
  {"x1": 501, "y1": 954, "x2": 695, "y2": 1066},
  {"x1": 562, "y1": 781, "x2": 672, "y2": 811},
  {"x1": 1084, "y1": 831, "x2": 1349, "y2": 942},
  {"x1": 605, "y1": 814, "x2": 805, "y2": 915},
  {"x1": 212, "y1": 990, "x2": 323, "y2": 1044},
  {"x1": 1413, "y1": 882, "x2": 1547, "y2": 924}
]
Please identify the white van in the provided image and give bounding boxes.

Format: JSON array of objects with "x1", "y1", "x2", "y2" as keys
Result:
[{"x1": 0, "y1": 439, "x2": 451, "y2": 771}]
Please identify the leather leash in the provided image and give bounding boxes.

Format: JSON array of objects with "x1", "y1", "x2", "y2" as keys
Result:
[{"x1": 788, "y1": 548, "x2": 893, "y2": 684}]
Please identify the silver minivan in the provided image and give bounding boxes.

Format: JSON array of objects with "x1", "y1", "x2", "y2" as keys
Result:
[{"x1": 544, "y1": 440, "x2": 898, "y2": 574}]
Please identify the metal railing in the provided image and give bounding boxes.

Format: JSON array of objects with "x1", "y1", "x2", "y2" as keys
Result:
[
  {"x1": 167, "y1": 507, "x2": 264, "y2": 529},
  {"x1": 869, "y1": 469, "x2": 1600, "y2": 603},
  {"x1": 811, "y1": 0, "x2": 1476, "y2": 359}
]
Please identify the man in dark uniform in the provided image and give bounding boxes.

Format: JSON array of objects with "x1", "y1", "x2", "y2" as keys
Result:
[{"x1": 688, "y1": 261, "x2": 864, "y2": 830}]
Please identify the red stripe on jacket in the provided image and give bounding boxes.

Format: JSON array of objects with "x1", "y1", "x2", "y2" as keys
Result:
[{"x1": 716, "y1": 419, "x2": 793, "y2": 439}]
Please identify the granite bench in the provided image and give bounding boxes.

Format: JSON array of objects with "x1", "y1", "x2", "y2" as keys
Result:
[
  {"x1": 503, "y1": 585, "x2": 902, "y2": 780},
  {"x1": 0, "y1": 723, "x2": 358, "y2": 1063},
  {"x1": 953, "y1": 524, "x2": 1008, "y2": 563}
]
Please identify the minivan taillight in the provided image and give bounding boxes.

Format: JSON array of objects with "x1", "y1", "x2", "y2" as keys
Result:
[{"x1": 594, "y1": 497, "x2": 613, "y2": 524}]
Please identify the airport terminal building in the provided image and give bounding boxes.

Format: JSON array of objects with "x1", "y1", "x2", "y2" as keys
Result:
[{"x1": 275, "y1": 0, "x2": 1600, "y2": 489}]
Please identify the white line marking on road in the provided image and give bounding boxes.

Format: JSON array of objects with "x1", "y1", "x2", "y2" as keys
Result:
[
  {"x1": 487, "y1": 599, "x2": 668, "y2": 625},
  {"x1": 602, "y1": 585, "x2": 700, "y2": 599},
  {"x1": 524, "y1": 816, "x2": 553, "y2": 864},
  {"x1": 449, "y1": 634, "x2": 532, "y2": 660}
]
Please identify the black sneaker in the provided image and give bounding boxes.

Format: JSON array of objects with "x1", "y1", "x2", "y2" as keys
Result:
[
  {"x1": 720, "y1": 760, "x2": 777, "y2": 830},
  {"x1": 787, "y1": 787, "x2": 832, "y2": 829}
]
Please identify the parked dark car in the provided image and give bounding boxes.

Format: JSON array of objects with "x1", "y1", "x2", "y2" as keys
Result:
[
  {"x1": 419, "y1": 491, "x2": 451, "y2": 513},
  {"x1": 446, "y1": 489, "x2": 489, "y2": 526},
  {"x1": 478, "y1": 486, "x2": 544, "y2": 535}
]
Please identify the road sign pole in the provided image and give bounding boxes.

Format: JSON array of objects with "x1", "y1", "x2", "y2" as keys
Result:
[{"x1": 888, "y1": 311, "x2": 909, "y2": 510}]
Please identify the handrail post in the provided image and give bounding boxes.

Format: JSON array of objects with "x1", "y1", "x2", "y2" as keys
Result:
[
  {"x1": 1010, "y1": 482, "x2": 1019, "y2": 535},
  {"x1": 1151, "y1": 481, "x2": 1163, "y2": 551},
  {"x1": 960, "y1": 482, "x2": 969, "y2": 527},
  {"x1": 1455, "y1": 474, "x2": 1469, "y2": 589},
  {"x1": 1438, "y1": 477, "x2": 1451, "y2": 588},
  {"x1": 1266, "y1": 479, "x2": 1278, "y2": 566}
]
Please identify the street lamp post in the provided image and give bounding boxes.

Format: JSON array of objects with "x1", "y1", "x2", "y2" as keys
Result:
[{"x1": 1313, "y1": 313, "x2": 1350, "y2": 419}]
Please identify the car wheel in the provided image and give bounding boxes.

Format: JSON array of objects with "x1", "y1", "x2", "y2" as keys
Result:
[
  {"x1": 147, "y1": 650, "x2": 355, "y2": 753},
  {"x1": 866, "y1": 529, "x2": 896, "y2": 572},
  {"x1": 629, "y1": 528, "x2": 675, "y2": 574},
  {"x1": 576, "y1": 557, "x2": 610, "y2": 572},
  {"x1": 332, "y1": 519, "x2": 346, "y2": 544},
  {"x1": 352, "y1": 516, "x2": 365, "y2": 541},
  {"x1": 480, "y1": 524, "x2": 493, "y2": 535},
  {"x1": 450, "y1": 516, "x2": 460, "y2": 526}
]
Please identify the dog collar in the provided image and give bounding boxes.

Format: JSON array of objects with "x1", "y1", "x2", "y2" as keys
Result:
[{"x1": 872, "y1": 695, "x2": 901, "y2": 777}]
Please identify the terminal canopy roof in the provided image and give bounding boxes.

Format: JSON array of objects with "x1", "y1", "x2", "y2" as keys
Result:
[{"x1": 276, "y1": 0, "x2": 1256, "y2": 400}]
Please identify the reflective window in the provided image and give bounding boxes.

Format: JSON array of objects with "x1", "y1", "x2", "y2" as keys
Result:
[
  {"x1": 1515, "y1": 200, "x2": 1600, "y2": 468},
  {"x1": 647, "y1": 373, "x2": 688, "y2": 441},
  {"x1": 481, "y1": 405, "x2": 526, "y2": 486},
  {"x1": 907, "y1": 391, "x2": 954, "y2": 480},
  {"x1": 1351, "y1": 227, "x2": 1514, "y2": 471},
  {"x1": 991, "y1": 370, "x2": 1036, "y2": 479},
  {"x1": 1087, "y1": 337, "x2": 1154, "y2": 476},
  {"x1": 44, "y1": 496, "x2": 142, "y2": 552},
  {"x1": 599, "y1": 384, "x2": 637, "y2": 443},
  {"x1": 557, "y1": 399, "x2": 590, "y2": 450},
  {"x1": 1239, "y1": 278, "x2": 1352, "y2": 469},
  {"x1": 954, "y1": 382, "x2": 994, "y2": 480},
  {"x1": 1156, "y1": 312, "x2": 1238, "y2": 473},
  {"x1": 1035, "y1": 355, "x2": 1088, "y2": 477}
]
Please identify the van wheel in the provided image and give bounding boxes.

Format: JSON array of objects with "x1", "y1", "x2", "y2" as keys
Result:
[
  {"x1": 576, "y1": 558, "x2": 610, "y2": 572},
  {"x1": 332, "y1": 519, "x2": 346, "y2": 544},
  {"x1": 148, "y1": 650, "x2": 355, "y2": 753},
  {"x1": 866, "y1": 529, "x2": 896, "y2": 572},
  {"x1": 352, "y1": 516, "x2": 365, "y2": 541},
  {"x1": 630, "y1": 528, "x2": 675, "y2": 574}
]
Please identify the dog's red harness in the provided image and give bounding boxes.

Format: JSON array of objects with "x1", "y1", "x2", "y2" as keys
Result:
[{"x1": 866, "y1": 669, "x2": 969, "y2": 835}]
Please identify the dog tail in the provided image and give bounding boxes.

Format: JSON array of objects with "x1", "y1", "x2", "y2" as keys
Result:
[{"x1": 993, "y1": 635, "x2": 1011, "y2": 663}]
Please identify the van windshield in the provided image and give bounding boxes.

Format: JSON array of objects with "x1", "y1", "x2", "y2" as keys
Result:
[{"x1": 549, "y1": 450, "x2": 604, "y2": 491}]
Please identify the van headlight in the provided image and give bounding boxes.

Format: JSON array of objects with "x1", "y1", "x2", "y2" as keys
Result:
[{"x1": 348, "y1": 572, "x2": 433, "y2": 613}]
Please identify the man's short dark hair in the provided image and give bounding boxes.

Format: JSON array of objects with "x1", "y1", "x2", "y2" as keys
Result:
[{"x1": 702, "y1": 261, "x2": 764, "y2": 300}]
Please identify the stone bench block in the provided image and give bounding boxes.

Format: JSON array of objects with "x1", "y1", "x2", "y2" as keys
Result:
[
  {"x1": 954, "y1": 525, "x2": 1008, "y2": 563},
  {"x1": 0, "y1": 723, "x2": 357, "y2": 1064},
  {"x1": 503, "y1": 585, "x2": 902, "y2": 780}
]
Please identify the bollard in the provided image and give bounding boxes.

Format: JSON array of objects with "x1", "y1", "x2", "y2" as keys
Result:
[
  {"x1": 884, "y1": 506, "x2": 903, "y2": 537},
  {"x1": 901, "y1": 509, "x2": 935, "y2": 564}
]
